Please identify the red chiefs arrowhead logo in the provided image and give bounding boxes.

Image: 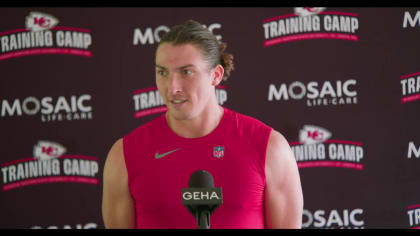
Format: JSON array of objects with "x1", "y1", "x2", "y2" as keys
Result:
[
  {"x1": 299, "y1": 125, "x2": 332, "y2": 145},
  {"x1": 33, "y1": 140, "x2": 66, "y2": 160},
  {"x1": 25, "y1": 12, "x2": 59, "y2": 31},
  {"x1": 294, "y1": 7, "x2": 326, "y2": 17}
]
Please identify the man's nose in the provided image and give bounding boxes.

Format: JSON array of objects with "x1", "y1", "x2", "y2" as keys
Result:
[{"x1": 169, "y1": 73, "x2": 183, "y2": 94}]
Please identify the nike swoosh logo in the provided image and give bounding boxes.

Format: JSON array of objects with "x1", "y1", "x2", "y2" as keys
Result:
[{"x1": 155, "y1": 148, "x2": 181, "y2": 159}]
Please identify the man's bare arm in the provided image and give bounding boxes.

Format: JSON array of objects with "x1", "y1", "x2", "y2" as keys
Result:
[
  {"x1": 264, "y1": 130, "x2": 304, "y2": 228},
  {"x1": 102, "y1": 138, "x2": 136, "y2": 228}
]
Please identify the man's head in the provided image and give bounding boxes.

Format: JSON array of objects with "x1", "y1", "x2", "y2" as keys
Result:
[{"x1": 155, "y1": 20, "x2": 234, "y2": 121}]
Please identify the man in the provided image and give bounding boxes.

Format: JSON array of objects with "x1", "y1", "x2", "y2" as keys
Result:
[{"x1": 102, "y1": 20, "x2": 303, "y2": 229}]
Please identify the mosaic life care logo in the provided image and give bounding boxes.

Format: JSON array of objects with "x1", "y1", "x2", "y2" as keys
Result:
[
  {"x1": 407, "y1": 204, "x2": 420, "y2": 229},
  {"x1": 290, "y1": 125, "x2": 364, "y2": 170},
  {"x1": 400, "y1": 72, "x2": 420, "y2": 104},
  {"x1": 0, "y1": 94, "x2": 93, "y2": 122},
  {"x1": 262, "y1": 7, "x2": 359, "y2": 46},
  {"x1": 268, "y1": 79, "x2": 358, "y2": 107},
  {"x1": 0, "y1": 12, "x2": 92, "y2": 61},
  {"x1": 1, "y1": 140, "x2": 99, "y2": 191},
  {"x1": 132, "y1": 85, "x2": 228, "y2": 119},
  {"x1": 133, "y1": 23, "x2": 222, "y2": 46},
  {"x1": 303, "y1": 208, "x2": 365, "y2": 229}
]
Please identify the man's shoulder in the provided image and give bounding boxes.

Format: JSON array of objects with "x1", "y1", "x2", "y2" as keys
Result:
[
  {"x1": 225, "y1": 108, "x2": 273, "y2": 146},
  {"x1": 228, "y1": 108, "x2": 272, "y2": 130},
  {"x1": 267, "y1": 130, "x2": 289, "y2": 149}
]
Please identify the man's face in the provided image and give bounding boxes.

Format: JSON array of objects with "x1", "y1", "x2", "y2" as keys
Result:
[{"x1": 155, "y1": 43, "x2": 217, "y2": 121}]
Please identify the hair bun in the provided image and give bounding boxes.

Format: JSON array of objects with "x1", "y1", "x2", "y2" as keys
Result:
[{"x1": 219, "y1": 42, "x2": 234, "y2": 81}]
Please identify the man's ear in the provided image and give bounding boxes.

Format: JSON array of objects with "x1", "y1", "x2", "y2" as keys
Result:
[{"x1": 211, "y1": 64, "x2": 224, "y2": 86}]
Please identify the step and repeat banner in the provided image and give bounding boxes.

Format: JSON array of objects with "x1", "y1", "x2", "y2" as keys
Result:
[{"x1": 0, "y1": 7, "x2": 419, "y2": 229}]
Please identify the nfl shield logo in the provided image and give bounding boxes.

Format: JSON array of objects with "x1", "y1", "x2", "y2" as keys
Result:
[{"x1": 213, "y1": 146, "x2": 224, "y2": 158}]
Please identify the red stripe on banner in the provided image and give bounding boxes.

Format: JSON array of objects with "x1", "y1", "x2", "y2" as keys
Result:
[
  {"x1": 324, "y1": 140, "x2": 363, "y2": 146},
  {"x1": 133, "y1": 87, "x2": 158, "y2": 95},
  {"x1": 319, "y1": 11, "x2": 359, "y2": 17},
  {"x1": 59, "y1": 154, "x2": 98, "y2": 161},
  {"x1": 0, "y1": 48, "x2": 92, "y2": 60},
  {"x1": 2, "y1": 176, "x2": 98, "y2": 191},
  {"x1": 216, "y1": 85, "x2": 226, "y2": 89},
  {"x1": 1, "y1": 157, "x2": 36, "y2": 167},
  {"x1": 263, "y1": 13, "x2": 297, "y2": 23},
  {"x1": 264, "y1": 33, "x2": 358, "y2": 47},
  {"x1": 401, "y1": 94, "x2": 420, "y2": 104},
  {"x1": 263, "y1": 12, "x2": 358, "y2": 24},
  {"x1": 0, "y1": 27, "x2": 91, "y2": 36},
  {"x1": 289, "y1": 141, "x2": 303, "y2": 146},
  {"x1": 52, "y1": 26, "x2": 91, "y2": 32},
  {"x1": 297, "y1": 161, "x2": 364, "y2": 170},
  {"x1": 0, "y1": 28, "x2": 28, "y2": 36},
  {"x1": 1, "y1": 155, "x2": 97, "y2": 167},
  {"x1": 135, "y1": 106, "x2": 168, "y2": 118},
  {"x1": 407, "y1": 204, "x2": 420, "y2": 210},
  {"x1": 288, "y1": 140, "x2": 362, "y2": 146},
  {"x1": 400, "y1": 72, "x2": 420, "y2": 80}
]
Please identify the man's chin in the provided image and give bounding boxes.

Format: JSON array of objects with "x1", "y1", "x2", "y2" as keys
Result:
[{"x1": 167, "y1": 109, "x2": 191, "y2": 121}]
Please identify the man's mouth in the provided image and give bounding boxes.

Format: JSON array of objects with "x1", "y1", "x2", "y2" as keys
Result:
[{"x1": 171, "y1": 99, "x2": 187, "y2": 104}]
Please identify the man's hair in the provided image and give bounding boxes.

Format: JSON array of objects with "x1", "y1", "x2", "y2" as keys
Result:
[{"x1": 158, "y1": 20, "x2": 234, "y2": 81}]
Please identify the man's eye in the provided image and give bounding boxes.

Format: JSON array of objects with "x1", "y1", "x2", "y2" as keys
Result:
[
  {"x1": 157, "y1": 70, "x2": 167, "y2": 76},
  {"x1": 183, "y1": 69, "x2": 192, "y2": 75}
]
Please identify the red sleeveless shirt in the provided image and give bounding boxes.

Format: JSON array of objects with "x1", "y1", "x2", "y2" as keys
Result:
[{"x1": 123, "y1": 107, "x2": 272, "y2": 229}]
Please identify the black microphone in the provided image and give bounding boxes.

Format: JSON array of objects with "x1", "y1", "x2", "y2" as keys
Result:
[{"x1": 182, "y1": 170, "x2": 223, "y2": 229}]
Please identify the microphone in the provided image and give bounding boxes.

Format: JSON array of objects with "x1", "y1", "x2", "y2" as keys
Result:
[{"x1": 182, "y1": 170, "x2": 223, "y2": 229}]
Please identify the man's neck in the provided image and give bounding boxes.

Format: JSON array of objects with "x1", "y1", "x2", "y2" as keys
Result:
[{"x1": 166, "y1": 104, "x2": 224, "y2": 139}]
